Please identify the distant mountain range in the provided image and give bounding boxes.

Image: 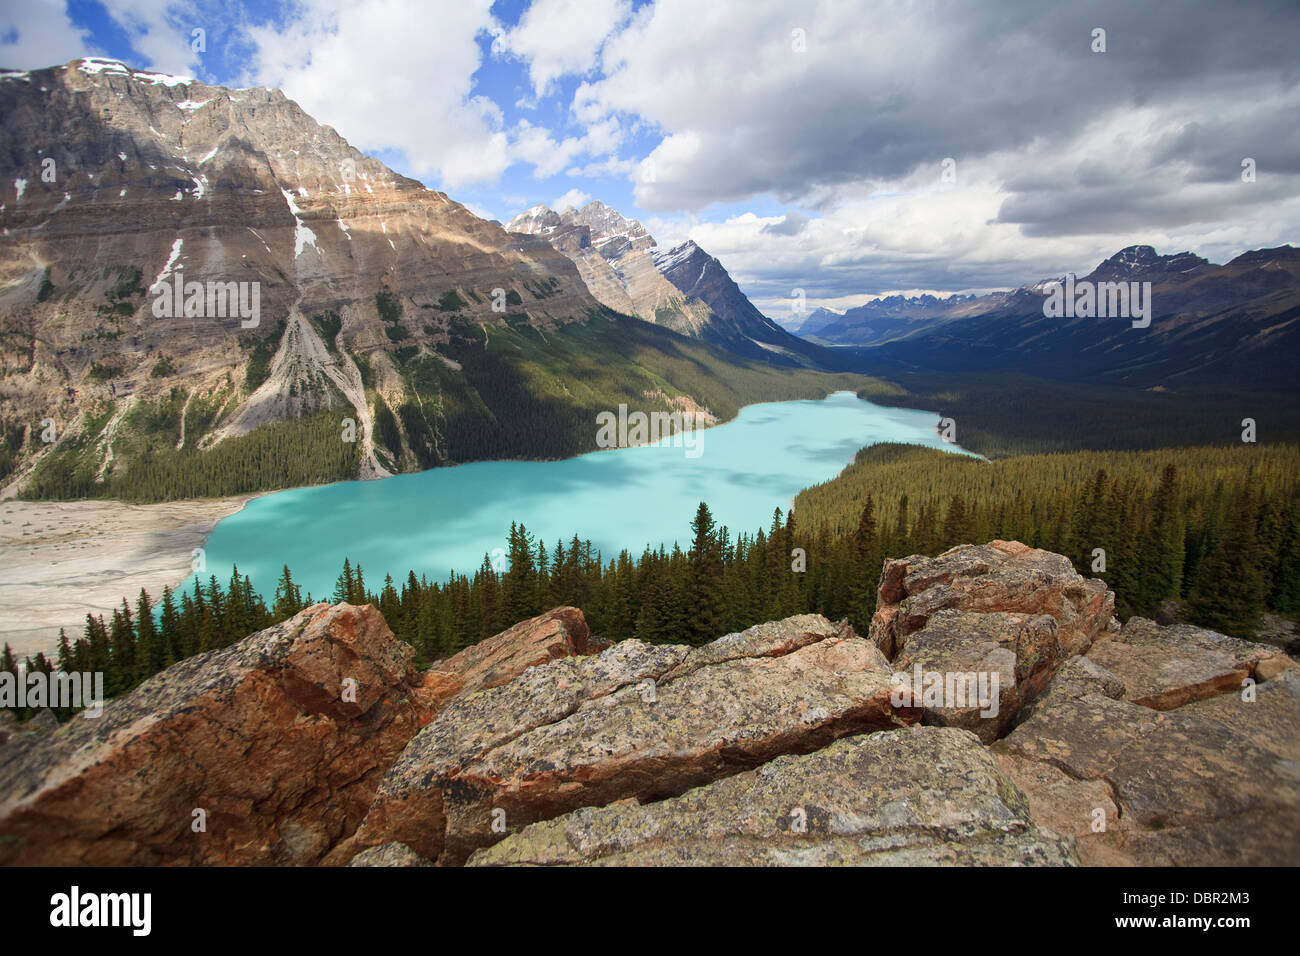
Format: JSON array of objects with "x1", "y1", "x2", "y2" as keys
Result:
[
  {"x1": 801, "y1": 244, "x2": 1300, "y2": 391},
  {"x1": 507, "y1": 201, "x2": 829, "y2": 367}
]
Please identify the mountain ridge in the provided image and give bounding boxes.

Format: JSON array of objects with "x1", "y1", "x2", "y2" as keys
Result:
[
  {"x1": 0, "y1": 58, "x2": 871, "y2": 500},
  {"x1": 804, "y1": 243, "x2": 1300, "y2": 390},
  {"x1": 507, "y1": 201, "x2": 837, "y2": 367}
]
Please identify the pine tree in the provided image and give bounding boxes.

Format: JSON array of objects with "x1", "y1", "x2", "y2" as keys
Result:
[
  {"x1": 1137, "y1": 464, "x2": 1184, "y2": 612},
  {"x1": 849, "y1": 496, "x2": 880, "y2": 625},
  {"x1": 135, "y1": 589, "x2": 165, "y2": 684},
  {"x1": 688, "y1": 502, "x2": 725, "y2": 645},
  {"x1": 159, "y1": 587, "x2": 180, "y2": 665},
  {"x1": 943, "y1": 495, "x2": 974, "y2": 549},
  {"x1": 56, "y1": 629, "x2": 73, "y2": 673},
  {"x1": 273, "y1": 565, "x2": 303, "y2": 619},
  {"x1": 334, "y1": 558, "x2": 354, "y2": 604}
]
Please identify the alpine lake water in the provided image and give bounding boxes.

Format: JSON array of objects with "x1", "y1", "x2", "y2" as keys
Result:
[{"x1": 197, "y1": 391, "x2": 976, "y2": 602}]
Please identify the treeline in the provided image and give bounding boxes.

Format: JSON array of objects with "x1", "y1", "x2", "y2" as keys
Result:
[
  {"x1": 795, "y1": 441, "x2": 1300, "y2": 535},
  {"x1": 20, "y1": 410, "x2": 360, "y2": 502},
  {"x1": 863, "y1": 373, "x2": 1300, "y2": 458},
  {"x1": 6, "y1": 460, "x2": 1297, "y2": 720},
  {"x1": 795, "y1": 442, "x2": 1300, "y2": 631}
]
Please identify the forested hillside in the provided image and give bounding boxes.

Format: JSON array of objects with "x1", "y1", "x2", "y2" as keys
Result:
[
  {"x1": 15, "y1": 313, "x2": 878, "y2": 501},
  {"x1": 861, "y1": 373, "x2": 1300, "y2": 458}
]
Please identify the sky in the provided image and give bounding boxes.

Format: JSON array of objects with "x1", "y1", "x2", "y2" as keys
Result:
[{"x1": 3, "y1": 0, "x2": 1299, "y2": 315}]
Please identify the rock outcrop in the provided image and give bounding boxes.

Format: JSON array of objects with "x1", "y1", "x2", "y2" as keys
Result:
[
  {"x1": 3, "y1": 540, "x2": 1293, "y2": 868},
  {"x1": 0, "y1": 603, "x2": 425, "y2": 865},
  {"x1": 420, "y1": 606, "x2": 592, "y2": 709},
  {"x1": 469, "y1": 726, "x2": 1076, "y2": 866},
  {"x1": 892, "y1": 609, "x2": 1067, "y2": 742},
  {"x1": 1085, "y1": 615, "x2": 1293, "y2": 709},
  {"x1": 869, "y1": 540, "x2": 1116, "y2": 660},
  {"x1": 347, "y1": 842, "x2": 431, "y2": 867},
  {"x1": 0, "y1": 603, "x2": 596, "y2": 865},
  {"x1": 332, "y1": 614, "x2": 919, "y2": 865},
  {"x1": 996, "y1": 660, "x2": 1300, "y2": 866}
]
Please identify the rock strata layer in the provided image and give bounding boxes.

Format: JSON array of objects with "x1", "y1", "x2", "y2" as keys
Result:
[{"x1": 469, "y1": 726, "x2": 1077, "y2": 866}]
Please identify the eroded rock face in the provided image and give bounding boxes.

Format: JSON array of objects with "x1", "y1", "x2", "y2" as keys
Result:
[
  {"x1": 0, "y1": 603, "x2": 426, "y2": 865},
  {"x1": 420, "y1": 606, "x2": 592, "y2": 709},
  {"x1": 893, "y1": 609, "x2": 1067, "y2": 742},
  {"x1": 468, "y1": 726, "x2": 1076, "y2": 866},
  {"x1": 347, "y1": 842, "x2": 431, "y2": 867},
  {"x1": 995, "y1": 666, "x2": 1300, "y2": 865},
  {"x1": 869, "y1": 541, "x2": 1115, "y2": 660},
  {"x1": 1087, "y1": 616, "x2": 1294, "y2": 710},
  {"x1": 335, "y1": 614, "x2": 920, "y2": 865}
]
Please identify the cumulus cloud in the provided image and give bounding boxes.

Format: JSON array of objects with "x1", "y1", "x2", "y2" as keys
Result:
[
  {"x1": 552, "y1": 187, "x2": 591, "y2": 211},
  {"x1": 512, "y1": 118, "x2": 624, "y2": 179},
  {"x1": 99, "y1": 0, "x2": 203, "y2": 76},
  {"x1": 0, "y1": 0, "x2": 96, "y2": 69},
  {"x1": 8, "y1": 0, "x2": 1298, "y2": 299},
  {"x1": 570, "y1": 0, "x2": 1300, "y2": 300},
  {"x1": 493, "y1": 0, "x2": 631, "y2": 98},
  {"x1": 243, "y1": 0, "x2": 508, "y2": 189},
  {"x1": 584, "y1": 1, "x2": 1300, "y2": 213}
]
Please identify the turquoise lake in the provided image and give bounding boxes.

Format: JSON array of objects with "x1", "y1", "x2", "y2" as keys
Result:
[{"x1": 197, "y1": 391, "x2": 972, "y2": 601}]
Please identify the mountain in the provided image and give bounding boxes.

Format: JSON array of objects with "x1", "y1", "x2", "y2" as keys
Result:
[
  {"x1": 783, "y1": 305, "x2": 842, "y2": 335},
  {"x1": 816, "y1": 244, "x2": 1300, "y2": 390},
  {"x1": 506, "y1": 200, "x2": 712, "y2": 337},
  {"x1": 801, "y1": 292, "x2": 1010, "y2": 346},
  {"x1": 650, "y1": 239, "x2": 840, "y2": 365},
  {"x1": 507, "y1": 202, "x2": 837, "y2": 367},
  {"x1": 0, "y1": 59, "x2": 866, "y2": 500}
]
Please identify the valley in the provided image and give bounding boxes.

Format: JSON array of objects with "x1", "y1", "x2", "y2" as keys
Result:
[{"x1": 0, "y1": 0, "x2": 1297, "y2": 887}]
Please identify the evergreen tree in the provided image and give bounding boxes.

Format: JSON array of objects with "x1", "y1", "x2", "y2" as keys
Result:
[
  {"x1": 1137, "y1": 464, "x2": 1184, "y2": 612},
  {"x1": 273, "y1": 565, "x2": 304, "y2": 619},
  {"x1": 135, "y1": 589, "x2": 165, "y2": 684},
  {"x1": 688, "y1": 502, "x2": 725, "y2": 644}
]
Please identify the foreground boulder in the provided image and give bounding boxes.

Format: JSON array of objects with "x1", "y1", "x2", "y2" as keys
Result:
[
  {"x1": 468, "y1": 726, "x2": 1076, "y2": 866},
  {"x1": 870, "y1": 541, "x2": 1115, "y2": 660},
  {"x1": 1086, "y1": 616, "x2": 1294, "y2": 710},
  {"x1": 892, "y1": 609, "x2": 1067, "y2": 742},
  {"x1": 333, "y1": 614, "x2": 920, "y2": 865},
  {"x1": 347, "y1": 842, "x2": 431, "y2": 867},
  {"x1": 0, "y1": 603, "x2": 602, "y2": 866},
  {"x1": 995, "y1": 662, "x2": 1300, "y2": 865},
  {"x1": 0, "y1": 603, "x2": 425, "y2": 865}
]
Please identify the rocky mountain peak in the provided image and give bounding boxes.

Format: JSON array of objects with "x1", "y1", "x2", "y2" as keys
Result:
[{"x1": 1085, "y1": 244, "x2": 1209, "y2": 281}]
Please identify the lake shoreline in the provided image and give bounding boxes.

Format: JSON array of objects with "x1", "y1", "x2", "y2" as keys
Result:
[
  {"x1": 0, "y1": 392, "x2": 953, "y2": 662},
  {"x1": 0, "y1": 494, "x2": 260, "y2": 660},
  {"x1": 200, "y1": 392, "x2": 962, "y2": 607}
]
